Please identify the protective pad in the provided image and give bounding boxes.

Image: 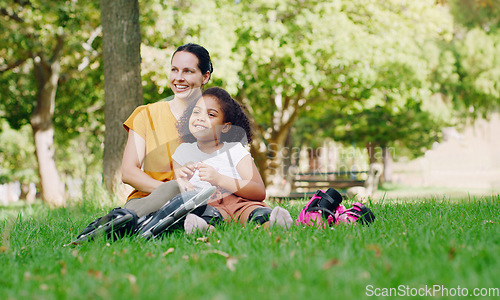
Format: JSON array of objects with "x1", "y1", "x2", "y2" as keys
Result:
[
  {"x1": 248, "y1": 207, "x2": 272, "y2": 225},
  {"x1": 191, "y1": 204, "x2": 224, "y2": 226},
  {"x1": 305, "y1": 188, "x2": 343, "y2": 221},
  {"x1": 349, "y1": 203, "x2": 376, "y2": 225}
]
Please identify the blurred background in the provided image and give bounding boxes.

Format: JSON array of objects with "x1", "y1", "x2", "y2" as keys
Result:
[{"x1": 1, "y1": 0, "x2": 499, "y2": 206}]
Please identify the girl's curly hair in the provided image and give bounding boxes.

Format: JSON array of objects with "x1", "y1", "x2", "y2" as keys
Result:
[{"x1": 176, "y1": 87, "x2": 253, "y2": 145}]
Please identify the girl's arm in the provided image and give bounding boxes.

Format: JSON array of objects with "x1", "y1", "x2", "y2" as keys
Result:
[
  {"x1": 197, "y1": 155, "x2": 266, "y2": 200},
  {"x1": 121, "y1": 129, "x2": 164, "y2": 194}
]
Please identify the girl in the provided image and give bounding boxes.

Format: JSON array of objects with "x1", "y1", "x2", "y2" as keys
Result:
[{"x1": 173, "y1": 87, "x2": 292, "y2": 233}]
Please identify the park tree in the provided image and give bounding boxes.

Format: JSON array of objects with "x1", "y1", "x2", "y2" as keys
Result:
[
  {"x1": 426, "y1": 0, "x2": 500, "y2": 123},
  {"x1": 230, "y1": 0, "x2": 456, "y2": 188},
  {"x1": 448, "y1": 0, "x2": 500, "y2": 32},
  {"x1": 100, "y1": 0, "x2": 143, "y2": 198},
  {"x1": 229, "y1": 0, "x2": 363, "y2": 190},
  {"x1": 0, "y1": 0, "x2": 101, "y2": 206},
  {"x1": 4, "y1": 0, "x2": 496, "y2": 203},
  {"x1": 0, "y1": 119, "x2": 37, "y2": 190},
  {"x1": 131, "y1": 0, "x2": 316, "y2": 190},
  {"x1": 431, "y1": 29, "x2": 500, "y2": 119},
  {"x1": 136, "y1": 0, "x2": 459, "y2": 190},
  {"x1": 139, "y1": 0, "x2": 239, "y2": 102},
  {"x1": 289, "y1": 0, "x2": 455, "y2": 182}
]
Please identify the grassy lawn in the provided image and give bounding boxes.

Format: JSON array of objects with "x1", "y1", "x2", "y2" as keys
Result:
[{"x1": 1, "y1": 195, "x2": 499, "y2": 299}]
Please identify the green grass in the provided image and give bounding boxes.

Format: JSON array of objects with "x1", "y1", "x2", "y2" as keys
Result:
[{"x1": 1, "y1": 196, "x2": 499, "y2": 299}]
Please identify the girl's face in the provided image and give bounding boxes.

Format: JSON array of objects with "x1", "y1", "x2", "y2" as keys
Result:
[
  {"x1": 170, "y1": 51, "x2": 210, "y2": 100},
  {"x1": 189, "y1": 96, "x2": 231, "y2": 142}
]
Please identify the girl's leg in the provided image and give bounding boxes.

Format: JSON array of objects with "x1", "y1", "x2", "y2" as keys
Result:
[
  {"x1": 185, "y1": 205, "x2": 226, "y2": 234},
  {"x1": 237, "y1": 204, "x2": 271, "y2": 224},
  {"x1": 269, "y1": 207, "x2": 293, "y2": 229},
  {"x1": 208, "y1": 191, "x2": 292, "y2": 228},
  {"x1": 184, "y1": 214, "x2": 211, "y2": 234},
  {"x1": 241, "y1": 205, "x2": 293, "y2": 229},
  {"x1": 124, "y1": 181, "x2": 181, "y2": 217}
]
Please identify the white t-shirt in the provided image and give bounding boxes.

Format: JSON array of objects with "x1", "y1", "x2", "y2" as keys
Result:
[{"x1": 172, "y1": 142, "x2": 251, "y2": 190}]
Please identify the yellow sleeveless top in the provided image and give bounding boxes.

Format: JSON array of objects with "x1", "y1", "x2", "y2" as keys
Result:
[{"x1": 123, "y1": 101, "x2": 181, "y2": 201}]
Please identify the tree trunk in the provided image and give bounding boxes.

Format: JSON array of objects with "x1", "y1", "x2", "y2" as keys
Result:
[
  {"x1": 251, "y1": 124, "x2": 295, "y2": 197},
  {"x1": 382, "y1": 146, "x2": 394, "y2": 183},
  {"x1": 366, "y1": 142, "x2": 377, "y2": 164},
  {"x1": 250, "y1": 140, "x2": 269, "y2": 185},
  {"x1": 241, "y1": 90, "x2": 303, "y2": 197},
  {"x1": 30, "y1": 37, "x2": 65, "y2": 207},
  {"x1": 251, "y1": 136, "x2": 289, "y2": 197},
  {"x1": 101, "y1": 0, "x2": 143, "y2": 199}
]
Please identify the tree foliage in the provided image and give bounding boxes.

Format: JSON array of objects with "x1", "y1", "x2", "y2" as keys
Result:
[
  {"x1": 0, "y1": 120, "x2": 37, "y2": 184},
  {"x1": 291, "y1": 1, "x2": 454, "y2": 159},
  {"x1": 139, "y1": 0, "x2": 239, "y2": 102},
  {"x1": 1, "y1": 0, "x2": 500, "y2": 198},
  {"x1": 448, "y1": 0, "x2": 500, "y2": 32},
  {"x1": 432, "y1": 28, "x2": 500, "y2": 118},
  {"x1": 0, "y1": 0, "x2": 102, "y2": 135},
  {"x1": 0, "y1": 0, "x2": 103, "y2": 201}
]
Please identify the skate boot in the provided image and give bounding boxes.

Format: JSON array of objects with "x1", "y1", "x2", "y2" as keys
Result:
[
  {"x1": 65, "y1": 207, "x2": 138, "y2": 246},
  {"x1": 138, "y1": 186, "x2": 216, "y2": 239}
]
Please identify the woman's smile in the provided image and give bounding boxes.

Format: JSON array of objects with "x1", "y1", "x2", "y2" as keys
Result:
[{"x1": 170, "y1": 51, "x2": 208, "y2": 99}]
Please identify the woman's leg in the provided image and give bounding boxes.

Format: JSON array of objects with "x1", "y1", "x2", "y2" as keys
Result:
[{"x1": 124, "y1": 181, "x2": 181, "y2": 217}]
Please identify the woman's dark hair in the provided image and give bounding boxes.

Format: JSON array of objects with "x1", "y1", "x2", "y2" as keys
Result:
[
  {"x1": 172, "y1": 43, "x2": 213, "y2": 79},
  {"x1": 176, "y1": 87, "x2": 253, "y2": 145}
]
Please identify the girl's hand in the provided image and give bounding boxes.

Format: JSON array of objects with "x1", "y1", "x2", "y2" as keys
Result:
[
  {"x1": 178, "y1": 161, "x2": 197, "y2": 180},
  {"x1": 196, "y1": 163, "x2": 220, "y2": 185}
]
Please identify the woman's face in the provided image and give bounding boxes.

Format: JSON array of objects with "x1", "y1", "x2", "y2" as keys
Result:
[
  {"x1": 189, "y1": 96, "x2": 230, "y2": 142},
  {"x1": 170, "y1": 51, "x2": 210, "y2": 100}
]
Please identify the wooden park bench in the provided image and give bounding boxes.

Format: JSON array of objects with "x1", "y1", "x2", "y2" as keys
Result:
[
  {"x1": 267, "y1": 164, "x2": 383, "y2": 202},
  {"x1": 267, "y1": 170, "x2": 369, "y2": 201},
  {"x1": 288, "y1": 170, "x2": 368, "y2": 199}
]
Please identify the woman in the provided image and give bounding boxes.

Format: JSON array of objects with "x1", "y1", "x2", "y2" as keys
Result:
[
  {"x1": 121, "y1": 43, "x2": 213, "y2": 217},
  {"x1": 71, "y1": 44, "x2": 212, "y2": 243}
]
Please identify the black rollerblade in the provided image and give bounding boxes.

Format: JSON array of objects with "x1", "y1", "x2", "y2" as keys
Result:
[
  {"x1": 138, "y1": 186, "x2": 216, "y2": 239},
  {"x1": 65, "y1": 207, "x2": 138, "y2": 246}
]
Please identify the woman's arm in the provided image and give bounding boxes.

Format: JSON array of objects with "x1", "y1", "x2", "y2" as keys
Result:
[
  {"x1": 197, "y1": 155, "x2": 266, "y2": 200},
  {"x1": 121, "y1": 129, "x2": 164, "y2": 194}
]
